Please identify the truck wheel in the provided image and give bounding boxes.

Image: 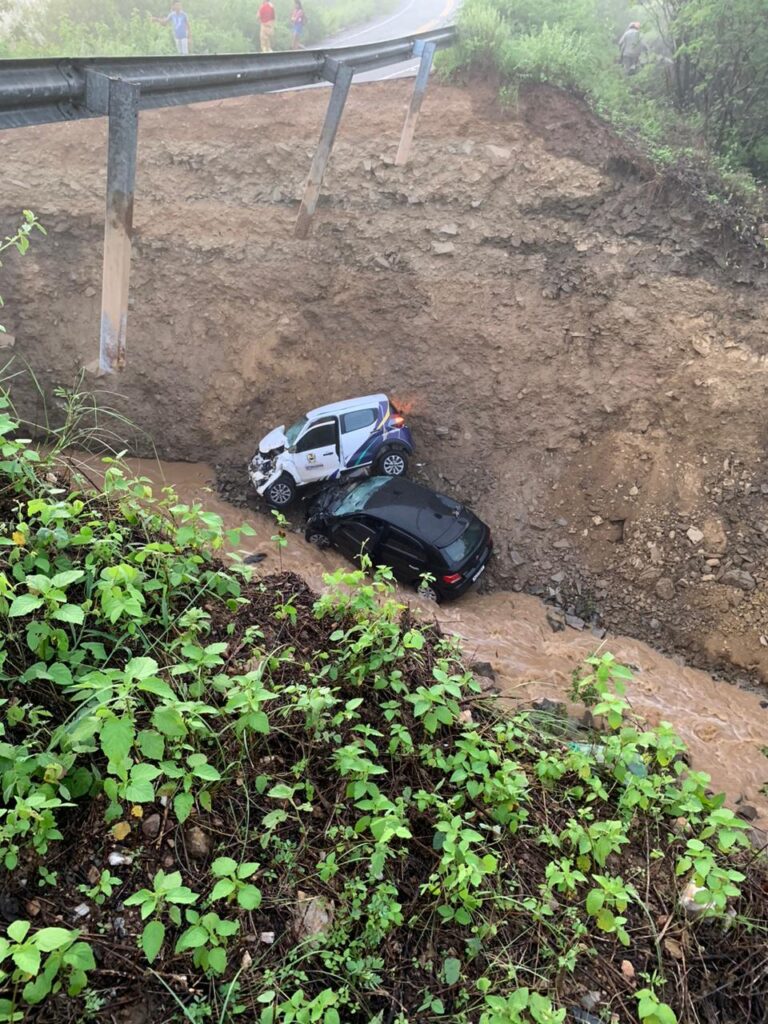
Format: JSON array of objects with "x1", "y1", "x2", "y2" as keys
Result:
[
  {"x1": 265, "y1": 473, "x2": 296, "y2": 509},
  {"x1": 376, "y1": 449, "x2": 408, "y2": 477}
]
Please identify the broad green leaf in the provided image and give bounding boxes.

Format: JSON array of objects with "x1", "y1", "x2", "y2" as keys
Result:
[
  {"x1": 138, "y1": 678, "x2": 176, "y2": 700},
  {"x1": 100, "y1": 716, "x2": 134, "y2": 766},
  {"x1": 174, "y1": 791, "x2": 194, "y2": 823},
  {"x1": 211, "y1": 857, "x2": 238, "y2": 877},
  {"x1": 210, "y1": 879, "x2": 236, "y2": 902},
  {"x1": 124, "y1": 657, "x2": 159, "y2": 681},
  {"x1": 596, "y1": 908, "x2": 615, "y2": 932},
  {"x1": 152, "y1": 705, "x2": 187, "y2": 738},
  {"x1": 586, "y1": 889, "x2": 604, "y2": 915},
  {"x1": 8, "y1": 594, "x2": 44, "y2": 617},
  {"x1": 7, "y1": 921, "x2": 30, "y2": 943},
  {"x1": 12, "y1": 946, "x2": 40, "y2": 976},
  {"x1": 206, "y1": 946, "x2": 227, "y2": 974},
  {"x1": 175, "y1": 925, "x2": 208, "y2": 952},
  {"x1": 34, "y1": 927, "x2": 76, "y2": 952},
  {"x1": 50, "y1": 570, "x2": 85, "y2": 589},
  {"x1": 65, "y1": 942, "x2": 96, "y2": 972},
  {"x1": 237, "y1": 885, "x2": 262, "y2": 911},
  {"x1": 52, "y1": 603, "x2": 85, "y2": 625},
  {"x1": 141, "y1": 921, "x2": 165, "y2": 964},
  {"x1": 267, "y1": 783, "x2": 295, "y2": 801},
  {"x1": 138, "y1": 730, "x2": 165, "y2": 760}
]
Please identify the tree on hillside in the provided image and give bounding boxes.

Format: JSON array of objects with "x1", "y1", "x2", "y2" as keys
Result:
[{"x1": 641, "y1": 0, "x2": 768, "y2": 173}]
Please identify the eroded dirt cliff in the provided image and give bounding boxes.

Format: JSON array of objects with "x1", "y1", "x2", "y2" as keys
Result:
[{"x1": 1, "y1": 79, "x2": 767, "y2": 686}]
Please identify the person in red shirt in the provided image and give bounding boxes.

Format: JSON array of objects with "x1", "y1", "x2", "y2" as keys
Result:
[{"x1": 259, "y1": 1, "x2": 276, "y2": 53}]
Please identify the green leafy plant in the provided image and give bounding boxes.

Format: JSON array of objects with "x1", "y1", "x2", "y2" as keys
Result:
[
  {"x1": 0, "y1": 921, "x2": 94, "y2": 1015},
  {"x1": 209, "y1": 856, "x2": 263, "y2": 910},
  {"x1": 124, "y1": 870, "x2": 199, "y2": 964}
]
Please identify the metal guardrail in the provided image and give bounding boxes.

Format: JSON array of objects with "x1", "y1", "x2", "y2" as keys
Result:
[{"x1": 0, "y1": 26, "x2": 456, "y2": 130}]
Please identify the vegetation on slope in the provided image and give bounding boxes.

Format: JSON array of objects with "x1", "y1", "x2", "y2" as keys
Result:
[
  {"x1": 0, "y1": 0, "x2": 397, "y2": 57},
  {"x1": 0, "y1": 397, "x2": 766, "y2": 1023},
  {"x1": 443, "y1": 0, "x2": 768, "y2": 228}
]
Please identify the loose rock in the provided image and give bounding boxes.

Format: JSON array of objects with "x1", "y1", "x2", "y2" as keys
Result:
[
  {"x1": 142, "y1": 813, "x2": 162, "y2": 839},
  {"x1": 185, "y1": 825, "x2": 212, "y2": 860},
  {"x1": 720, "y1": 569, "x2": 756, "y2": 591},
  {"x1": 293, "y1": 892, "x2": 335, "y2": 942}
]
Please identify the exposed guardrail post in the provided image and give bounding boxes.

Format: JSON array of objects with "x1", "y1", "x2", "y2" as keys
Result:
[
  {"x1": 294, "y1": 59, "x2": 354, "y2": 240},
  {"x1": 87, "y1": 73, "x2": 141, "y2": 374},
  {"x1": 395, "y1": 40, "x2": 437, "y2": 167}
]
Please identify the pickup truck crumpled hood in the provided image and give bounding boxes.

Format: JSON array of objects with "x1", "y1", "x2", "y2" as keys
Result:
[{"x1": 259, "y1": 427, "x2": 287, "y2": 455}]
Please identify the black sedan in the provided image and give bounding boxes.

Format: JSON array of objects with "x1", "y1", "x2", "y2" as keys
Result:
[{"x1": 305, "y1": 477, "x2": 493, "y2": 601}]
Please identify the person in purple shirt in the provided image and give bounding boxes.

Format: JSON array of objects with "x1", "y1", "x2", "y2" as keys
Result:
[{"x1": 152, "y1": 2, "x2": 191, "y2": 55}]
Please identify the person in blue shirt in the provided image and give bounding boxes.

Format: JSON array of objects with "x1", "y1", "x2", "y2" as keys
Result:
[{"x1": 153, "y1": 2, "x2": 191, "y2": 55}]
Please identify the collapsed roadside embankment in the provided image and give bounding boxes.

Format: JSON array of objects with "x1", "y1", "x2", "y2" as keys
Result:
[{"x1": 1, "y1": 78, "x2": 767, "y2": 689}]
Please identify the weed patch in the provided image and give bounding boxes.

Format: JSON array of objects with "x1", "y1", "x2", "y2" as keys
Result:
[{"x1": 0, "y1": 395, "x2": 766, "y2": 1022}]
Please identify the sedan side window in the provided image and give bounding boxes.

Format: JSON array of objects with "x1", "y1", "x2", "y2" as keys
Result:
[
  {"x1": 333, "y1": 519, "x2": 379, "y2": 561},
  {"x1": 296, "y1": 421, "x2": 336, "y2": 452},
  {"x1": 341, "y1": 409, "x2": 377, "y2": 434},
  {"x1": 381, "y1": 529, "x2": 427, "y2": 564}
]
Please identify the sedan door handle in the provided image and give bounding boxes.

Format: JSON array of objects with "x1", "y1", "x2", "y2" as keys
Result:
[{"x1": 322, "y1": 450, "x2": 335, "y2": 456}]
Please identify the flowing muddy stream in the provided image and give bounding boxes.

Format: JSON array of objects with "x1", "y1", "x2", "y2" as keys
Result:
[{"x1": 68, "y1": 453, "x2": 768, "y2": 832}]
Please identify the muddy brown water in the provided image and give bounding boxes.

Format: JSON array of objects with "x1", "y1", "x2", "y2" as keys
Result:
[{"x1": 66, "y1": 453, "x2": 768, "y2": 832}]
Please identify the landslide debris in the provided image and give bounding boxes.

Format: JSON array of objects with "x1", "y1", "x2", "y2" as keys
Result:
[
  {"x1": 1, "y1": 79, "x2": 767, "y2": 686},
  {"x1": 1, "y1": 404, "x2": 767, "y2": 1023}
]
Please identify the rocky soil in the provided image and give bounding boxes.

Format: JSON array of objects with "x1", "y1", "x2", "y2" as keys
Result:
[{"x1": 0, "y1": 79, "x2": 767, "y2": 687}]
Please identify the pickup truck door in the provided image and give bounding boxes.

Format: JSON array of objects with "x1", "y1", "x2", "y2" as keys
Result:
[
  {"x1": 293, "y1": 419, "x2": 341, "y2": 483},
  {"x1": 339, "y1": 407, "x2": 379, "y2": 468}
]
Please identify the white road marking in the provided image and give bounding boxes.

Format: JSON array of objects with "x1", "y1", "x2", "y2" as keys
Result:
[{"x1": 334, "y1": 0, "x2": 419, "y2": 44}]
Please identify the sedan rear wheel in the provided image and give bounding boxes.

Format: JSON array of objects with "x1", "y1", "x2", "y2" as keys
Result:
[
  {"x1": 266, "y1": 473, "x2": 296, "y2": 509},
  {"x1": 377, "y1": 449, "x2": 408, "y2": 477},
  {"x1": 418, "y1": 583, "x2": 439, "y2": 603}
]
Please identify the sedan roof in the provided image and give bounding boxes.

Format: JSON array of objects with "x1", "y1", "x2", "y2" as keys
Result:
[{"x1": 358, "y1": 478, "x2": 472, "y2": 548}]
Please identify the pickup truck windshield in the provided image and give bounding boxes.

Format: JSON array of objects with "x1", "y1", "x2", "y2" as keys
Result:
[{"x1": 285, "y1": 417, "x2": 309, "y2": 447}]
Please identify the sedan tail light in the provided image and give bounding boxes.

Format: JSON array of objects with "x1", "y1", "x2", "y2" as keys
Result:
[
  {"x1": 442, "y1": 573, "x2": 463, "y2": 585},
  {"x1": 389, "y1": 414, "x2": 405, "y2": 427}
]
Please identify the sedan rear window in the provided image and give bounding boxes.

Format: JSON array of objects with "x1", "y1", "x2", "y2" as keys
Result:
[{"x1": 441, "y1": 518, "x2": 486, "y2": 564}]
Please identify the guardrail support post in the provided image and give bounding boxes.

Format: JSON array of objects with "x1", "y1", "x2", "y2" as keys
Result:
[
  {"x1": 395, "y1": 41, "x2": 436, "y2": 167},
  {"x1": 96, "y1": 76, "x2": 140, "y2": 374},
  {"x1": 295, "y1": 61, "x2": 354, "y2": 239}
]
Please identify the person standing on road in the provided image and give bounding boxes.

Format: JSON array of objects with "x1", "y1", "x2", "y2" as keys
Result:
[
  {"x1": 259, "y1": 0, "x2": 276, "y2": 53},
  {"x1": 152, "y1": 2, "x2": 191, "y2": 55},
  {"x1": 291, "y1": 1, "x2": 306, "y2": 50},
  {"x1": 618, "y1": 21, "x2": 644, "y2": 75}
]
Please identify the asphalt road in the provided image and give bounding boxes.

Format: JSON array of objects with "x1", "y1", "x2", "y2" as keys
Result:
[{"x1": 325, "y1": 0, "x2": 462, "y2": 82}]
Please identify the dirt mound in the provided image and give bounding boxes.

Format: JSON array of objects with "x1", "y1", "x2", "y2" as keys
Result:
[{"x1": 1, "y1": 79, "x2": 767, "y2": 686}]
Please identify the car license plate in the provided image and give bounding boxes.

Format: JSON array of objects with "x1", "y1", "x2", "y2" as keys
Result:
[{"x1": 471, "y1": 564, "x2": 486, "y2": 583}]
